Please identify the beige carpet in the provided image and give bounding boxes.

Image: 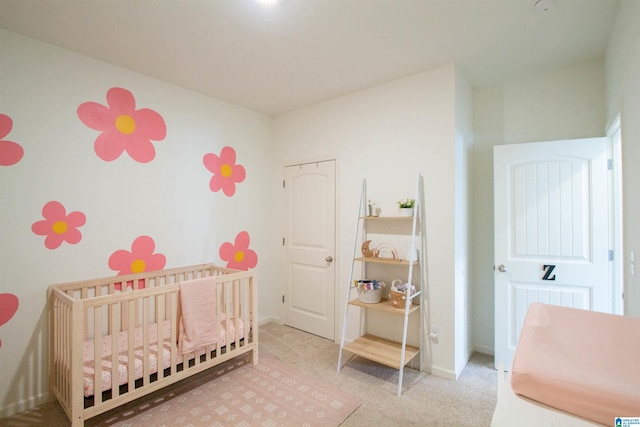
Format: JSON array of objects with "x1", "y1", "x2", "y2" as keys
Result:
[
  {"x1": 258, "y1": 323, "x2": 498, "y2": 427},
  {"x1": 1, "y1": 323, "x2": 497, "y2": 426}
]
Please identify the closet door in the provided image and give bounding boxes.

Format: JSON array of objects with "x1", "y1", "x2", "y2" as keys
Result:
[{"x1": 282, "y1": 160, "x2": 336, "y2": 339}]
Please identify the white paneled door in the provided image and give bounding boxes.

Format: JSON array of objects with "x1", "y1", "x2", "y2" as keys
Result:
[
  {"x1": 282, "y1": 160, "x2": 336, "y2": 339},
  {"x1": 494, "y1": 138, "x2": 611, "y2": 370}
]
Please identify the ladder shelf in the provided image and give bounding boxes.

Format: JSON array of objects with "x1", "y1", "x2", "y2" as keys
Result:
[{"x1": 337, "y1": 174, "x2": 428, "y2": 396}]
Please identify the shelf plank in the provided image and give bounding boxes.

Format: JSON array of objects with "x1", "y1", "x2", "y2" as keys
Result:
[
  {"x1": 343, "y1": 334, "x2": 420, "y2": 370},
  {"x1": 361, "y1": 216, "x2": 414, "y2": 220},
  {"x1": 348, "y1": 298, "x2": 419, "y2": 314},
  {"x1": 353, "y1": 256, "x2": 418, "y2": 266}
]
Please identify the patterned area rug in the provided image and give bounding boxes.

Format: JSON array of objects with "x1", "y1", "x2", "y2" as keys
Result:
[{"x1": 86, "y1": 353, "x2": 361, "y2": 426}]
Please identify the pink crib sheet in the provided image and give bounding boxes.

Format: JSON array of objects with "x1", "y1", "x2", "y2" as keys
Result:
[
  {"x1": 83, "y1": 314, "x2": 244, "y2": 397},
  {"x1": 511, "y1": 303, "x2": 640, "y2": 425}
]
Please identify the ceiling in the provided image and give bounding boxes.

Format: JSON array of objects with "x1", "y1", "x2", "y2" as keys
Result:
[{"x1": 0, "y1": 0, "x2": 619, "y2": 116}]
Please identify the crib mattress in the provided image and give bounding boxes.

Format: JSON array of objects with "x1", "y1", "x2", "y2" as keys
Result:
[
  {"x1": 511, "y1": 303, "x2": 640, "y2": 426},
  {"x1": 83, "y1": 314, "x2": 244, "y2": 397}
]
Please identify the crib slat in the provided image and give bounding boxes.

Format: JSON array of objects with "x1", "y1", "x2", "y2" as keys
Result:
[
  {"x1": 93, "y1": 307, "x2": 103, "y2": 405},
  {"x1": 121, "y1": 296, "x2": 128, "y2": 333},
  {"x1": 110, "y1": 303, "x2": 119, "y2": 398},
  {"x1": 127, "y1": 299, "x2": 135, "y2": 392},
  {"x1": 241, "y1": 277, "x2": 249, "y2": 348},
  {"x1": 225, "y1": 280, "x2": 231, "y2": 355},
  {"x1": 142, "y1": 296, "x2": 150, "y2": 386},
  {"x1": 216, "y1": 281, "x2": 223, "y2": 355},
  {"x1": 233, "y1": 279, "x2": 240, "y2": 346},
  {"x1": 250, "y1": 274, "x2": 258, "y2": 364},
  {"x1": 64, "y1": 302, "x2": 71, "y2": 405},
  {"x1": 155, "y1": 293, "x2": 164, "y2": 381},
  {"x1": 170, "y1": 290, "x2": 178, "y2": 374},
  {"x1": 81, "y1": 288, "x2": 89, "y2": 341}
]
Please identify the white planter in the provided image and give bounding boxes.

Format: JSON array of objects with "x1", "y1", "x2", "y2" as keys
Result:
[{"x1": 399, "y1": 208, "x2": 413, "y2": 217}]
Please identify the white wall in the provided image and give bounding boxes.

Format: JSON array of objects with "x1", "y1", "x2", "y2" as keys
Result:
[
  {"x1": 606, "y1": 0, "x2": 640, "y2": 317},
  {"x1": 0, "y1": 29, "x2": 279, "y2": 416},
  {"x1": 454, "y1": 68, "x2": 474, "y2": 375},
  {"x1": 274, "y1": 64, "x2": 463, "y2": 379},
  {"x1": 471, "y1": 58, "x2": 607, "y2": 352}
]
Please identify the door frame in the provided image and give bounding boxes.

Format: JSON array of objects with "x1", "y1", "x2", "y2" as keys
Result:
[
  {"x1": 280, "y1": 157, "x2": 340, "y2": 340},
  {"x1": 606, "y1": 114, "x2": 624, "y2": 315}
]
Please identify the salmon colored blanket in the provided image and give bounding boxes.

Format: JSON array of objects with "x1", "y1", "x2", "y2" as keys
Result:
[
  {"x1": 511, "y1": 303, "x2": 640, "y2": 425},
  {"x1": 178, "y1": 276, "x2": 218, "y2": 355}
]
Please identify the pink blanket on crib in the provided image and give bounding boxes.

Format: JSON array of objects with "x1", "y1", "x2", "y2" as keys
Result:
[
  {"x1": 511, "y1": 303, "x2": 640, "y2": 425},
  {"x1": 178, "y1": 276, "x2": 218, "y2": 355},
  {"x1": 82, "y1": 314, "x2": 244, "y2": 397}
]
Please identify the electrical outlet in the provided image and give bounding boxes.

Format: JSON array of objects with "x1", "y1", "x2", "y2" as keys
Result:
[{"x1": 430, "y1": 326, "x2": 440, "y2": 340}]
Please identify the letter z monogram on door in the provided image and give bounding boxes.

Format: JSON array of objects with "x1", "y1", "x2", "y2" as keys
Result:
[{"x1": 542, "y1": 264, "x2": 556, "y2": 281}]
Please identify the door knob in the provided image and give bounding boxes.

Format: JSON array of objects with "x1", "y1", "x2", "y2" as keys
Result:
[
  {"x1": 497, "y1": 264, "x2": 507, "y2": 272},
  {"x1": 326, "y1": 256, "x2": 334, "y2": 263}
]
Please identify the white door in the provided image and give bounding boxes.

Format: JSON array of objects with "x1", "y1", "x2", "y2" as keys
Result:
[
  {"x1": 494, "y1": 138, "x2": 611, "y2": 370},
  {"x1": 282, "y1": 160, "x2": 336, "y2": 339}
]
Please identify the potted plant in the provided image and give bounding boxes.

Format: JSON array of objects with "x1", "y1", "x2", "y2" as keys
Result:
[{"x1": 397, "y1": 198, "x2": 415, "y2": 216}]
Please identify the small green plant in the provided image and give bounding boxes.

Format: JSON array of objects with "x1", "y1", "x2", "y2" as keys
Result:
[{"x1": 397, "y1": 198, "x2": 415, "y2": 209}]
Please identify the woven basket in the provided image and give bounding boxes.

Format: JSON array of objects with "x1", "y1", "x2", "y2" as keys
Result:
[
  {"x1": 355, "y1": 280, "x2": 385, "y2": 303},
  {"x1": 389, "y1": 288, "x2": 415, "y2": 309},
  {"x1": 357, "y1": 287, "x2": 382, "y2": 303}
]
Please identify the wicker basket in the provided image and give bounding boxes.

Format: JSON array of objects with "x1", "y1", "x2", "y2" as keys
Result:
[{"x1": 389, "y1": 287, "x2": 415, "y2": 309}]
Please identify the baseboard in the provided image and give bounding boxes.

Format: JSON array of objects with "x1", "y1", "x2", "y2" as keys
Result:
[
  {"x1": 473, "y1": 344, "x2": 494, "y2": 356},
  {"x1": 258, "y1": 315, "x2": 280, "y2": 326},
  {"x1": 429, "y1": 365, "x2": 457, "y2": 380},
  {"x1": 0, "y1": 392, "x2": 51, "y2": 419}
]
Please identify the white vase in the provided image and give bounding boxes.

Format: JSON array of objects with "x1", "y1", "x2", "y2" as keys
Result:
[{"x1": 399, "y1": 208, "x2": 413, "y2": 217}]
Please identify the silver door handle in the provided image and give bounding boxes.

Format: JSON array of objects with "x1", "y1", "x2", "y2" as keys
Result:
[
  {"x1": 497, "y1": 264, "x2": 507, "y2": 272},
  {"x1": 326, "y1": 256, "x2": 334, "y2": 263}
]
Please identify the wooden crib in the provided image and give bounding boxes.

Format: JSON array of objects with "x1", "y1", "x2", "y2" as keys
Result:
[{"x1": 48, "y1": 264, "x2": 257, "y2": 426}]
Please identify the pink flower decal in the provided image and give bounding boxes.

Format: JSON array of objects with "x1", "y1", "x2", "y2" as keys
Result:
[
  {"x1": 31, "y1": 201, "x2": 86, "y2": 249},
  {"x1": 219, "y1": 231, "x2": 258, "y2": 270},
  {"x1": 0, "y1": 293, "x2": 19, "y2": 349},
  {"x1": 108, "y1": 236, "x2": 166, "y2": 290},
  {"x1": 77, "y1": 87, "x2": 166, "y2": 163},
  {"x1": 203, "y1": 146, "x2": 246, "y2": 196},
  {"x1": 0, "y1": 114, "x2": 24, "y2": 166}
]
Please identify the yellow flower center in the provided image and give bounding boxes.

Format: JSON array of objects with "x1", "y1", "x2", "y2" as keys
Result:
[
  {"x1": 234, "y1": 251, "x2": 245, "y2": 263},
  {"x1": 220, "y1": 164, "x2": 233, "y2": 178},
  {"x1": 115, "y1": 115, "x2": 136, "y2": 135},
  {"x1": 130, "y1": 259, "x2": 146, "y2": 273},
  {"x1": 51, "y1": 221, "x2": 68, "y2": 234}
]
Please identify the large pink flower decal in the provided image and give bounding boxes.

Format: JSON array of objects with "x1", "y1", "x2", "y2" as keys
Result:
[
  {"x1": 77, "y1": 87, "x2": 166, "y2": 163},
  {"x1": 219, "y1": 231, "x2": 258, "y2": 270},
  {"x1": 0, "y1": 293, "x2": 19, "y2": 349},
  {"x1": 108, "y1": 236, "x2": 166, "y2": 290},
  {"x1": 0, "y1": 114, "x2": 24, "y2": 166},
  {"x1": 203, "y1": 146, "x2": 246, "y2": 196},
  {"x1": 31, "y1": 201, "x2": 86, "y2": 249}
]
